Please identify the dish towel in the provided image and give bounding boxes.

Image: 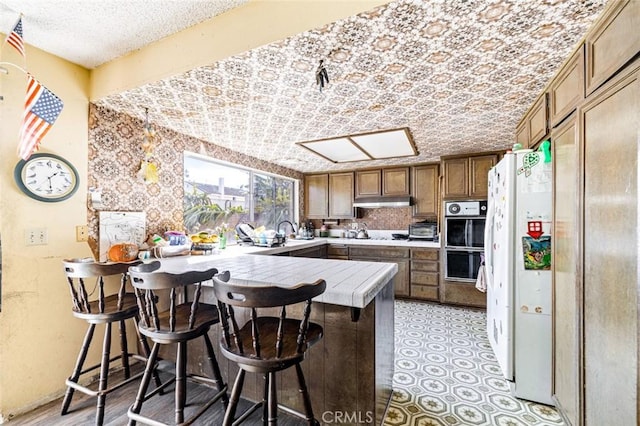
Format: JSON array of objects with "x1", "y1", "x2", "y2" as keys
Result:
[{"x1": 475, "y1": 264, "x2": 487, "y2": 293}]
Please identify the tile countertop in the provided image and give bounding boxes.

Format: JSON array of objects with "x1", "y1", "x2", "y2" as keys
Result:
[
  {"x1": 152, "y1": 237, "x2": 440, "y2": 308},
  {"x1": 225, "y1": 236, "x2": 441, "y2": 255},
  {"x1": 155, "y1": 254, "x2": 397, "y2": 309}
]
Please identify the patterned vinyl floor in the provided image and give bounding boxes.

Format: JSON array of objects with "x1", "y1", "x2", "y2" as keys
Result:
[{"x1": 383, "y1": 300, "x2": 563, "y2": 426}]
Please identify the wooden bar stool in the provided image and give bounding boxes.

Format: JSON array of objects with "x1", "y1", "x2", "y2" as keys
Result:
[
  {"x1": 127, "y1": 261, "x2": 228, "y2": 425},
  {"x1": 212, "y1": 276, "x2": 326, "y2": 426},
  {"x1": 61, "y1": 258, "x2": 161, "y2": 426}
]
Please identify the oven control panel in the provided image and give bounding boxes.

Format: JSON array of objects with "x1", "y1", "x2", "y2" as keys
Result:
[{"x1": 445, "y1": 200, "x2": 487, "y2": 216}]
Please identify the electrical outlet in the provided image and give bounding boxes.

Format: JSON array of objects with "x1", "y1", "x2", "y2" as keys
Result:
[
  {"x1": 76, "y1": 225, "x2": 89, "y2": 242},
  {"x1": 25, "y1": 228, "x2": 48, "y2": 246}
]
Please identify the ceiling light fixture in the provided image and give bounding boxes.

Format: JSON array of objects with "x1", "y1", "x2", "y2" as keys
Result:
[{"x1": 296, "y1": 127, "x2": 418, "y2": 163}]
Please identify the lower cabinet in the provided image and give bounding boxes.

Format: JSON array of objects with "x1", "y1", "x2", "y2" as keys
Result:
[
  {"x1": 288, "y1": 245, "x2": 327, "y2": 259},
  {"x1": 410, "y1": 248, "x2": 439, "y2": 301},
  {"x1": 327, "y1": 244, "x2": 349, "y2": 260},
  {"x1": 349, "y1": 246, "x2": 410, "y2": 298}
]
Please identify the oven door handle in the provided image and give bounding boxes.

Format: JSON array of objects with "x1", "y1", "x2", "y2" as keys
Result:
[{"x1": 464, "y1": 220, "x2": 471, "y2": 247}]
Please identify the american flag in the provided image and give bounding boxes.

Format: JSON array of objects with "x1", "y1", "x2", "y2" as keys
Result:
[
  {"x1": 5, "y1": 16, "x2": 25, "y2": 58},
  {"x1": 18, "y1": 74, "x2": 64, "y2": 160}
]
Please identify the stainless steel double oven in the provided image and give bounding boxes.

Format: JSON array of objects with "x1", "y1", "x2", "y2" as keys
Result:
[{"x1": 444, "y1": 200, "x2": 486, "y2": 282}]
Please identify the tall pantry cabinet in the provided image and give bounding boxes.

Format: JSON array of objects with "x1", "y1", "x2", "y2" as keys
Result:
[
  {"x1": 581, "y1": 59, "x2": 639, "y2": 426},
  {"x1": 544, "y1": 1, "x2": 640, "y2": 424}
]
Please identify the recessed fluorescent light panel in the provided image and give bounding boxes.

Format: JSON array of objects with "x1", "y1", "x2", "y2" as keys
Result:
[{"x1": 296, "y1": 127, "x2": 418, "y2": 163}]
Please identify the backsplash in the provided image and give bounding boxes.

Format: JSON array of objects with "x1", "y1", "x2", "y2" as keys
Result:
[
  {"x1": 309, "y1": 206, "x2": 418, "y2": 232},
  {"x1": 87, "y1": 104, "x2": 303, "y2": 258}
]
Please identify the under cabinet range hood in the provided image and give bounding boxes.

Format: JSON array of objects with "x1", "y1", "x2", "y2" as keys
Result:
[{"x1": 352, "y1": 196, "x2": 412, "y2": 208}]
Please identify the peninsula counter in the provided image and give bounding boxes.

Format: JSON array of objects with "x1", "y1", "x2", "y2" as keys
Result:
[{"x1": 154, "y1": 253, "x2": 397, "y2": 425}]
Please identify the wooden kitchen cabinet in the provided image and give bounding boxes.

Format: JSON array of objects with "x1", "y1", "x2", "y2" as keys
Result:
[
  {"x1": 442, "y1": 154, "x2": 497, "y2": 199},
  {"x1": 305, "y1": 172, "x2": 355, "y2": 219},
  {"x1": 551, "y1": 112, "x2": 581, "y2": 426},
  {"x1": 328, "y1": 172, "x2": 355, "y2": 219},
  {"x1": 515, "y1": 92, "x2": 549, "y2": 149},
  {"x1": 442, "y1": 158, "x2": 468, "y2": 198},
  {"x1": 304, "y1": 174, "x2": 328, "y2": 219},
  {"x1": 327, "y1": 244, "x2": 349, "y2": 260},
  {"x1": 412, "y1": 164, "x2": 439, "y2": 218},
  {"x1": 350, "y1": 246, "x2": 410, "y2": 298},
  {"x1": 355, "y1": 170, "x2": 381, "y2": 198},
  {"x1": 355, "y1": 167, "x2": 410, "y2": 198},
  {"x1": 585, "y1": 0, "x2": 640, "y2": 95},
  {"x1": 582, "y1": 58, "x2": 640, "y2": 426},
  {"x1": 410, "y1": 248, "x2": 439, "y2": 301},
  {"x1": 289, "y1": 245, "x2": 327, "y2": 258},
  {"x1": 515, "y1": 121, "x2": 528, "y2": 149},
  {"x1": 469, "y1": 155, "x2": 497, "y2": 199},
  {"x1": 549, "y1": 45, "x2": 584, "y2": 127},
  {"x1": 382, "y1": 167, "x2": 410, "y2": 196}
]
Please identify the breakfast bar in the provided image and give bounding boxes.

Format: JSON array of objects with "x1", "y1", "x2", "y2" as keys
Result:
[{"x1": 155, "y1": 252, "x2": 398, "y2": 425}]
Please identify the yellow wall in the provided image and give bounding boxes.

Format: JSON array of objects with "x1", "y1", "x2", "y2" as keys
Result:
[
  {"x1": 0, "y1": 0, "x2": 387, "y2": 419},
  {"x1": 0, "y1": 44, "x2": 92, "y2": 419}
]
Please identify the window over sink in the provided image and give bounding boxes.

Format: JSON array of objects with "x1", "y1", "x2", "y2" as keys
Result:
[{"x1": 183, "y1": 152, "x2": 298, "y2": 239}]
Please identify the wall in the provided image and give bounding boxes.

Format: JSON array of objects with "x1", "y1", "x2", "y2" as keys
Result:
[
  {"x1": 87, "y1": 104, "x2": 303, "y2": 256},
  {"x1": 0, "y1": 45, "x2": 92, "y2": 419}
]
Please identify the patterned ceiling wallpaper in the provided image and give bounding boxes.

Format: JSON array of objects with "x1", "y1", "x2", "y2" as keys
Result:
[
  {"x1": 86, "y1": 104, "x2": 303, "y2": 256},
  {"x1": 94, "y1": 0, "x2": 608, "y2": 173}
]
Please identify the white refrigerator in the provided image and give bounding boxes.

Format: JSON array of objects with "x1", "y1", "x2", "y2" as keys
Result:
[{"x1": 484, "y1": 150, "x2": 553, "y2": 405}]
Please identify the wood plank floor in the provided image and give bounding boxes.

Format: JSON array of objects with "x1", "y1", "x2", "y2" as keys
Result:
[{"x1": 9, "y1": 361, "x2": 306, "y2": 425}]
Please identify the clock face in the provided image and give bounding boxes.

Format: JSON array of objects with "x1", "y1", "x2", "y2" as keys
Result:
[{"x1": 14, "y1": 153, "x2": 79, "y2": 202}]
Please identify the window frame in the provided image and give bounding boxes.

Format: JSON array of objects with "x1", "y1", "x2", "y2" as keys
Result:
[{"x1": 183, "y1": 151, "x2": 299, "y2": 231}]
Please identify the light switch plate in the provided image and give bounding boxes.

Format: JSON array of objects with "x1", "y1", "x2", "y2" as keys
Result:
[{"x1": 25, "y1": 228, "x2": 48, "y2": 246}]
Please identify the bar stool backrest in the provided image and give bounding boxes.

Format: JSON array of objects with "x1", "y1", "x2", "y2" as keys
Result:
[
  {"x1": 128, "y1": 261, "x2": 219, "y2": 332},
  {"x1": 212, "y1": 278, "x2": 326, "y2": 359},
  {"x1": 62, "y1": 258, "x2": 141, "y2": 314}
]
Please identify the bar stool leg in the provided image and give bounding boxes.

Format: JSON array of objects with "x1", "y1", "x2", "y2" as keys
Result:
[
  {"x1": 128, "y1": 342, "x2": 160, "y2": 426},
  {"x1": 261, "y1": 373, "x2": 269, "y2": 423},
  {"x1": 134, "y1": 314, "x2": 163, "y2": 391},
  {"x1": 61, "y1": 323, "x2": 96, "y2": 415},
  {"x1": 223, "y1": 369, "x2": 245, "y2": 426},
  {"x1": 119, "y1": 319, "x2": 131, "y2": 379},
  {"x1": 175, "y1": 341, "x2": 187, "y2": 424},
  {"x1": 203, "y1": 333, "x2": 228, "y2": 406},
  {"x1": 96, "y1": 322, "x2": 112, "y2": 425},
  {"x1": 295, "y1": 363, "x2": 318, "y2": 426},
  {"x1": 267, "y1": 371, "x2": 277, "y2": 426}
]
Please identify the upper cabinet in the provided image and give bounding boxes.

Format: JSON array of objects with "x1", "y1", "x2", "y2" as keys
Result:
[
  {"x1": 585, "y1": 0, "x2": 640, "y2": 95},
  {"x1": 442, "y1": 157, "x2": 468, "y2": 198},
  {"x1": 442, "y1": 154, "x2": 498, "y2": 200},
  {"x1": 304, "y1": 174, "x2": 328, "y2": 219},
  {"x1": 412, "y1": 164, "x2": 439, "y2": 218},
  {"x1": 549, "y1": 46, "x2": 585, "y2": 127},
  {"x1": 328, "y1": 172, "x2": 355, "y2": 219},
  {"x1": 382, "y1": 167, "x2": 410, "y2": 196},
  {"x1": 355, "y1": 167, "x2": 410, "y2": 198},
  {"x1": 469, "y1": 155, "x2": 497, "y2": 198},
  {"x1": 516, "y1": 93, "x2": 549, "y2": 149},
  {"x1": 355, "y1": 169, "x2": 381, "y2": 198},
  {"x1": 304, "y1": 172, "x2": 355, "y2": 219}
]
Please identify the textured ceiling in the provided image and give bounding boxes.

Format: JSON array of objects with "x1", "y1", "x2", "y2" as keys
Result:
[
  {"x1": 0, "y1": 0, "x2": 249, "y2": 68},
  {"x1": 2, "y1": 1, "x2": 609, "y2": 173}
]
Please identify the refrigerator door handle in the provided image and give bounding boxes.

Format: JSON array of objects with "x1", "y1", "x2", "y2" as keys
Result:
[{"x1": 484, "y1": 187, "x2": 495, "y2": 285}]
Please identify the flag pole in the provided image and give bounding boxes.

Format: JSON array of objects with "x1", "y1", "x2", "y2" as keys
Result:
[{"x1": 0, "y1": 61, "x2": 27, "y2": 74}]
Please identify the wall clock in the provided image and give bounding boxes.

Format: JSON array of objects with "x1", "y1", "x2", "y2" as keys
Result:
[{"x1": 14, "y1": 153, "x2": 80, "y2": 202}]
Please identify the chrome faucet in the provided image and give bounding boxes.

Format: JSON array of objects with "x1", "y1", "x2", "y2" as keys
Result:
[{"x1": 277, "y1": 220, "x2": 297, "y2": 235}]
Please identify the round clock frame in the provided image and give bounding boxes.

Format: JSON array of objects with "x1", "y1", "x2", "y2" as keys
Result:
[{"x1": 13, "y1": 153, "x2": 80, "y2": 202}]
